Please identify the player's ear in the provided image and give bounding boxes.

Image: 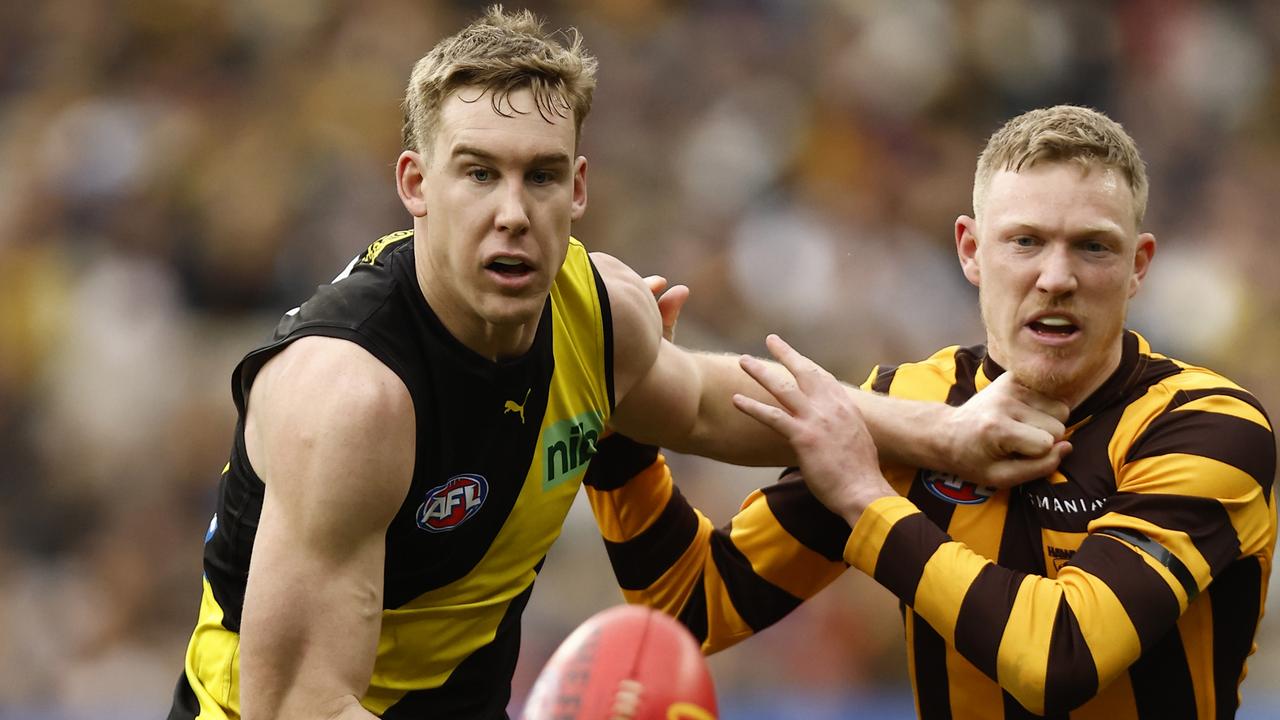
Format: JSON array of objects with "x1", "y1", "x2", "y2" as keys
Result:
[
  {"x1": 956, "y1": 215, "x2": 981, "y2": 287},
  {"x1": 397, "y1": 151, "x2": 428, "y2": 218},
  {"x1": 570, "y1": 156, "x2": 588, "y2": 222},
  {"x1": 1129, "y1": 232, "x2": 1156, "y2": 298}
]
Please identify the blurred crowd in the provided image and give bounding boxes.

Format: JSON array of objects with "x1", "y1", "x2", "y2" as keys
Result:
[{"x1": 1, "y1": 0, "x2": 1278, "y2": 717}]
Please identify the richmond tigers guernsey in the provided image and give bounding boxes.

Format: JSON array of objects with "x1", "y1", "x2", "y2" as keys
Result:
[
  {"x1": 170, "y1": 231, "x2": 614, "y2": 719},
  {"x1": 587, "y1": 330, "x2": 1276, "y2": 719}
]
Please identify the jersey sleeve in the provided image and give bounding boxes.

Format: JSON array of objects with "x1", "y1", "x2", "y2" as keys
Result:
[
  {"x1": 583, "y1": 434, "x2": 851, "y2": 654},
  {"x1": 844, "y1": 388, "x2": 1276, "y2": 716}
]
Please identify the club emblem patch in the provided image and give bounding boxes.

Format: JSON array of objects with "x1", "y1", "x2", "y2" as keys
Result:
[
  {"x1": 416, "y1": 474, "x2": 489, "y2": 532},
  {"x1": 921, "y1": 470, "x2": 995, "y2": 505}
]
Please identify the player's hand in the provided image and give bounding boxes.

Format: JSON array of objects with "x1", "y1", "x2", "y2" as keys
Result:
[
  {"x1": 941, "y1": 372, "x2": 1072, "y2": 488},
  {"x1": 732, "y1": 334, "x2": 894, "y2": 526},
  {"x1": 642, "y1": 275, "x2": 689, "y2": 344}
]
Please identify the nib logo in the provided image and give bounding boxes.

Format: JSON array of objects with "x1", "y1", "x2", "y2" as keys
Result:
[{"x1": 543, "y1": 411, "x2": 604, "y2": 490}]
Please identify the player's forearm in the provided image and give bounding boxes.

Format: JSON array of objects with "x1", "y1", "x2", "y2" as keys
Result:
[
  {"x1": 319, "y1": 696, "x2": 381, "y2": 720},
  {"x1": 241, "y1": 642, "x2": 381, "y2": 720},
  {"x1": 850, "y1": 390, "x2": 954, "y2": 470},
  {"x1": 671, "y1": 352, "x2": 798, "y2": 465},
  {"x1": 240, "y1": 626, "x2": 380, "y2": 720},
  {"x1": 240, "y1": 561, "x2": 383, "y2": 720}
]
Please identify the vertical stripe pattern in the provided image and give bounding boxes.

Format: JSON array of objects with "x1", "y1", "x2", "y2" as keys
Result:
[{"x1": 585, "y1": 332, "x2": 1274, "y2": 720}]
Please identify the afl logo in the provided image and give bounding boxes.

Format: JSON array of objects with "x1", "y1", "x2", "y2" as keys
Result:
[
  {"x1": 921, "y1": 470, "x2": 995, "y2": 505},
  {"x1": 416, "y1": 474, "x2": 488, "y2": 532}
]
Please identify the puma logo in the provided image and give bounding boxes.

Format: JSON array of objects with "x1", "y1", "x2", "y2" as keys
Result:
[{"x1": 504, "y1": 388, "x2": 532, "y2": 423}]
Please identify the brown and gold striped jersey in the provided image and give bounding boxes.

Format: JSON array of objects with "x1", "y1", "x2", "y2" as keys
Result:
[{"x1": 586, "y1": 330, "x2": 1277, "y2": 719}]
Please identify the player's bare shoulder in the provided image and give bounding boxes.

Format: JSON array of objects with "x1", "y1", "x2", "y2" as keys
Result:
[
  {"x1": 246, "y1": 336, "x2": 415, "y2": 524},
  {"x1": 589, "y1": 251, "x2": 663, "y2": 401}
]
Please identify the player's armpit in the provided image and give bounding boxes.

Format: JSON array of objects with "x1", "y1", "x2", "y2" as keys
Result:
[{"x1": 239, "y1": 337, "x2": 415, "y2": 720}]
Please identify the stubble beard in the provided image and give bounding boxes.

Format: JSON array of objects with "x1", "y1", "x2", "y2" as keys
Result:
[{"x1": 979, "y1": 293, "x2": 1077, "y2": 403}]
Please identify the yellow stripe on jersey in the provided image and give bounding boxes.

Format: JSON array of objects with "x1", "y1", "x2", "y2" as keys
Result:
[
  {"x1": 1178, "y1": 596, "x2": 1216, "y2": 719},
  {"x1": 993, "y1": 576, "x2": 1059, "y2": 714},
  {"x1": 728, "y1": 490, "x2": 844, "y2": 600},
  {"x1": 361, "y1": 236, "x2": 612, "y2": 709},
  {"x1": 698, "y1": 546, "x2": 754, "y2": 652},
  {"x1": 1175, "y1": 392, "x2": 1271, "y2": 428},
  {"x1": 946, "y1": 492, "x2": 1009, "y2": 561},
  {"x1": 1073, "y1": 669, "x2": 1139, "y2": 720},
  {"x1": 182, "y1": 577, "x2": 242, "y2": 719},
  {"x1": 1060, "y1": 559, "x2": 1143, "y2": 683},
  {"x1": 915, "y1": 542, "x2": 986, "y2": 642},
  {"x1": 588, "y1": 458, "x2": 676, "y2": 542},
  {"x1": 844, "y1": 496, "x2": 920, "y2": 575},
  {"x1": 863, "y1": 349, "x2": 961, "y2": 400},
  {"x1": 627, "y1": 515, "x2": 715, "y2": 621},
  {"x1": 1122, "y1": 453, "x2": 1273, "y2": 555},
  {"x1": 945, "y1": 648, "x2": 1003, "y2": 720},
  {"x1": 1040, "y1": 527, "x2": 1087, "y2": 578},
  {"x1": 361, "y1": 229, "x2": 413, "y2": 264}
]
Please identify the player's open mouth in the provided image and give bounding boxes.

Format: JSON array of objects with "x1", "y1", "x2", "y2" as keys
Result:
[
  {"x1": 486, "y1": 257, "x2": 532, "y2": 276},
  {"x1": 1026, "y1": 314, "x2": 1080, "y2": 342}
]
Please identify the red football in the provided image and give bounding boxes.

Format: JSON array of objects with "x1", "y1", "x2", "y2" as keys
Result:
[{"x1": 522, "y1": 604, "x2": 718, "y2": 720}]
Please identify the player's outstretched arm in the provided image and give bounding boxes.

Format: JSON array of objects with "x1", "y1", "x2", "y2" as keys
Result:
[
  {"x1": 737, "y1": 334, "x2": 1276, "y2": 714},
  {"x1": 238, "y1": 337, "x2": 415, "y2": 720},
  {"x1": 607, "y1": 255, "x2": 1069, "y2": 481}
]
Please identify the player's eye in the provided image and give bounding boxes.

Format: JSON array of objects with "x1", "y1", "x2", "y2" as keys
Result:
[
  {"x1": 529, "y1": 169, "x2": 556, "y2": 185},
  {"x1": 468, "y1": 168, "x2": 493, "y2": 183}
]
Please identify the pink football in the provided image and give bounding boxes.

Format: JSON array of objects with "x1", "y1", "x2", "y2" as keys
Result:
[{"x1": 523, "y1": 604, "x2": 718, "y2": 720}]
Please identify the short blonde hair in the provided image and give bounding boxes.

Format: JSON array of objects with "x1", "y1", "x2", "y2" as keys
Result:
[
  {"x1": 973, "y1": 105, "x2": 1149, "y2": 226},
  {"x1": 402, "y1": 5, "x2": 597, "y2": 154}
]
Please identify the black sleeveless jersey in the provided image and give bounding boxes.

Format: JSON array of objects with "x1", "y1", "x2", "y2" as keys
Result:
[{"x1": 170, "y1": 231, "x2": 615, "y2": 718}]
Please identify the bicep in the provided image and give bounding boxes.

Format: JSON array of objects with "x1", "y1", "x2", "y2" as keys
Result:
[
  {"x1": 609, "y1": 339, "x2": 707, "y2": 445},
  {"x1": 589, "y1": 252, "x2": 704, "y2": 441}
]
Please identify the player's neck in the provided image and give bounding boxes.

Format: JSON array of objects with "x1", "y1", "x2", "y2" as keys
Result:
[{"x1": 415, "y1": 257, "x2": 541, "y2": 362}]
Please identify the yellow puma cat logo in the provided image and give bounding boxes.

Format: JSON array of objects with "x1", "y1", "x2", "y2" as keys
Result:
[{"x1": 504, "y1": 388, "x2": 531, "y2": 424}]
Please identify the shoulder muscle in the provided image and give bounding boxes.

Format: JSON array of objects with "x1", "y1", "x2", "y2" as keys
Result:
[
  {"x1": 247, "y1": 336, "x2": 415, "y2": 545},
  {"x1": 590, "y1": 251, "x2": 662, "y2": 404}
]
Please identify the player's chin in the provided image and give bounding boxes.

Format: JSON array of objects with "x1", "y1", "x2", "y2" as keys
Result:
[
  {"x1": 1009, "y1": 356, "x2": 1075, "y2": 398},
  {"x1": 480, "y1": 293, "x2": 546, "y2": 326}
]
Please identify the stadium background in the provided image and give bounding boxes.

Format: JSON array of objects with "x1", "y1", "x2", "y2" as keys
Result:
[{"x1": 1, "y1": 0, "x2": 1277, "y2": 717}]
